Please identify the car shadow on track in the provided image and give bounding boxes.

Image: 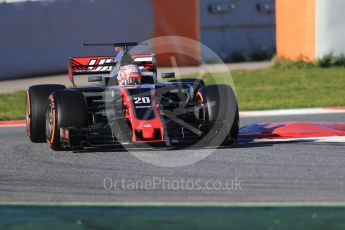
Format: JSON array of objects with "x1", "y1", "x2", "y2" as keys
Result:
[{"x1": 72, "y1": 138, "x2": 320, "y2": 153}]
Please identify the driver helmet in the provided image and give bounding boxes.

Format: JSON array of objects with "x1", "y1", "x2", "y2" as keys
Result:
[{"x1": 117, "y1": 64, "x2": 142, "y2": 86}]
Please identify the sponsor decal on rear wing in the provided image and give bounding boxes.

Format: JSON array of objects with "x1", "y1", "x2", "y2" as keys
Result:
[
  {"x1": 68, "y1": 56, "x2": 116, "y2": 85},
  {"x1": 68, "y1": 54, "x2": 156, "y2": 85}
]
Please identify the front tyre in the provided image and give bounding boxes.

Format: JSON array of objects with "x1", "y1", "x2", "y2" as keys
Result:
[
  {"x1": 26, "y1": 84, "x2": 66, "y2": 143},
  {"x1": 203, "y1": 84, "x2": 239, "y2": 147},
  {"x1": 46, "y1": 90, "x2": 88, "y2": 151}
]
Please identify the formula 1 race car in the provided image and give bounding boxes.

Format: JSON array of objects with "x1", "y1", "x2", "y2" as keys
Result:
[{"x1": 26, "y1": 42, "x2": 239, "y2": 150}]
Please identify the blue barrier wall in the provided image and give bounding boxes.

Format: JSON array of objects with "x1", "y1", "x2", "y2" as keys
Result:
[
  {"x1": 0, "y1": 0, "x2": 276, "y2": 79},
  {"x1": 0, "y1": 0, "x2": 154, "y2": 79}
]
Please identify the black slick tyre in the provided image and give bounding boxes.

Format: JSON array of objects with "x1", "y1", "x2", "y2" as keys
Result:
[
  {"x1": 46, "y1": 90, "x2": 88, "y2": 151},
  {"x1": 26, "y1": 84, "x2": 66, "y2": 143}
]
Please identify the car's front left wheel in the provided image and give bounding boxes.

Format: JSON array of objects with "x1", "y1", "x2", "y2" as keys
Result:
[{"x1": 46, "y1": 90, "x2": 88, "y2": 151}]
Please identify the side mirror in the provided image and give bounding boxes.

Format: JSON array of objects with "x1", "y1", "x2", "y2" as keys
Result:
[
  {"x1": 88, "y1": 75, "x2": 103, "y2": 82},
  {"x1": 161, "y1": 72, "x2": 175, "y2": 79}
]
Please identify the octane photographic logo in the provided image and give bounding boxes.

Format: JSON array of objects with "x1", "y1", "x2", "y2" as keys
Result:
[
  {"x1": 103, "y1": 176, "x2": 242, "y2": 192},
  {"x1": 105, "y1": 36, "x2": 237, "y2": 167}
]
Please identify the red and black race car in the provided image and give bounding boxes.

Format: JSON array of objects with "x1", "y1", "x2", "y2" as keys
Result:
[{"x1": 26, "y1": 42, "x2": 239, "y2": 151}]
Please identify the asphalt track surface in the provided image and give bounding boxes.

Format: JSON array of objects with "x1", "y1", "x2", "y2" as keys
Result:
[{"x1": 0, "y1": 113, "x2": 345, "y2": 203}]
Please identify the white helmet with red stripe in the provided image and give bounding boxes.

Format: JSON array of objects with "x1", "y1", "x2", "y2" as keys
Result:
[{"x1": 117, "y1": 64, "x2": 142, "y2": 86}]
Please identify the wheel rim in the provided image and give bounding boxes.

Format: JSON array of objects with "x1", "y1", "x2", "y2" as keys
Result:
[
  {"x1": 46, "y1": 103, "x2": 53, "y2": 140},
  {"x1": 195, "y1": 91, "x2": 206, "y2": 121}
]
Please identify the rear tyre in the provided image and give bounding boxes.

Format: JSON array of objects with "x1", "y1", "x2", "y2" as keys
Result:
[
  {"x1": 26, "y1": 84, "x2": 66, "y2": 143},
  {"x1": 169, "y1": 78, "x2": 205, "y2": 92},
  {"x1": 46, "y1": 90, "x2": 88, "y2": 151},
  {"x1": 203, "y1": 84, "x2": 239, "y2": 146}
]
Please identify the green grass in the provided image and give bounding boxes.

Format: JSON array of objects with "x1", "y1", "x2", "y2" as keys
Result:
[
  {"x1": 1, "y1": 67, "x2": 345, "y2": 120},
  {"x1": 186, "y1": 67, "x2": 345, "y2": 111},
  {"x1": 231, "y1": 67, "x2": 345, "y2": 110},
  {"x1": 0, "y1": 91, "x2": 26, "y2": 121}
]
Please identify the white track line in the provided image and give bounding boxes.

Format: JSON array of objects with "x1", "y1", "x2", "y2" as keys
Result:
[
  {"x1": 244, "y1": 136, "x2": 345, "y2": 143},
  {"x1": 240, "y1": 108, "x2": 345, "y2": 117}
]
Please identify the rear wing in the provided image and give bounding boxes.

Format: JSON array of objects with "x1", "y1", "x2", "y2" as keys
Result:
[
  {"x1": 68, "y1": 56, "x2": 116, "y2": 85},
  {"x1": 68, "y1": 54, "x2": 156, "y2": 86},
  {"x1": 132, "y1": 54, "x2": 156, "y2": 73}
]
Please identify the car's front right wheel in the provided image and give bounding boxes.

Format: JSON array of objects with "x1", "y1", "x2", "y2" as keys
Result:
[
  {"x1": 26, "y1": 84, "x2": 66, "y2": 143},
  {"x1": 202, "y1": 84, "x2": 239, "y2": 147}
]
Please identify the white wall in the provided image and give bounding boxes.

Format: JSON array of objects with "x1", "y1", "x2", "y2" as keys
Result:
[
  {"x1": 316, "y1": 0, "x2": 345, "y2": 58},
  {"x1": 0, "y1": 0, "x2": 154, "y2": 79}
]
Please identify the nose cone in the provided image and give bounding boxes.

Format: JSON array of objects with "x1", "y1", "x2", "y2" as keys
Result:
[{"x1": 142, "y1": 123, "x2": 155, "y2": 139}]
